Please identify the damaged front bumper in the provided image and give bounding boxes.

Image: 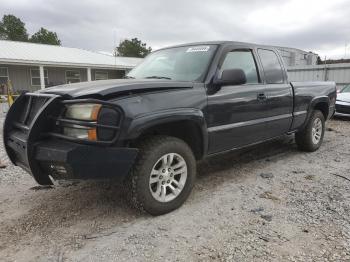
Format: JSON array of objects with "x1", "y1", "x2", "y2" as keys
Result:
[{"x1": 3, "y1": 92, "x2": 137, "y2": 185}]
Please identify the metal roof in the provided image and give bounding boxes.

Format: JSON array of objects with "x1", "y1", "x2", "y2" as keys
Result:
[{"x1": 0, "y1": 40, "x2": 143, "y2": 69}]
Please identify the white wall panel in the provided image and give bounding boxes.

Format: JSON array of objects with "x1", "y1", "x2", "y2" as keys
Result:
[{"x1": 288, "y1": 64, "x2": 350, "y2": 89}]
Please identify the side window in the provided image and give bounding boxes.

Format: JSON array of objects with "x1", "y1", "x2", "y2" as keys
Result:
[
  {"x1": 66, "y1": 70, "x2": 81, "y2": 84},
  {"x1": 258, "y1": 49, "x2": 284, "y2": 84},
  {"x1": 221, "y1": 50, "x2": 259, "y2": 84},
  {"x1": 95, "y1": 71, "x2": 108, "y2": 80},
  {"x1": 0, "y1": 67, "x2": 9, "y2": 84},
  {"x1": 30, "y1": 69, "x2": 49, "y2": 86}
]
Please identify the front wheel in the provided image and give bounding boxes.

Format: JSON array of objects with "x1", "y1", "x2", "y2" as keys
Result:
[
  {"x1": 125, "y1": 136, "x2": 196, "y2": 216},
  {"x1": 295, "y1": 110, "x2": 325, "y2": 152}
]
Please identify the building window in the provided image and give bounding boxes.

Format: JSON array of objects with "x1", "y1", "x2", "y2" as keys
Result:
[
  {"x1": 66, "y1": 70, "x2": 81, "y2": 83},
  {"x1": 0, "y1": 67, "x2": 9, "y2": 84},
  {"x1": 30, "y1": 68, "x2": 49, "y2": 86},
  {"x1": 95, "y1": 71, "x2": 108, "y2": 81}
]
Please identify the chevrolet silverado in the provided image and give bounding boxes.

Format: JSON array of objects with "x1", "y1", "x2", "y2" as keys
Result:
[{"x1": 3, "y1": 41, "x2": 337, "y2": 215}]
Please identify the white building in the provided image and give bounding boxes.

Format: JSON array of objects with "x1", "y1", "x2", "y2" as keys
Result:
[
  {"x1": 276, "y1": 46, "x2": 318, "y2": 67},
  {"x1": 0, "y1": 40, "x2": 142, "y2": 93}
]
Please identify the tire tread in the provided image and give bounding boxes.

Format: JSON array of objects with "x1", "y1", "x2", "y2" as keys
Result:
[
  {"x1": 124, "y1": 135, "x2": 195, "y2": 215},
  {"x1": 295, "y1": 110, "x2": 325, "y2": 152}
]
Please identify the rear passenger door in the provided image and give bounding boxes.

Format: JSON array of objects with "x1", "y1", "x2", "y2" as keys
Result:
[
  {"x1": 207, "y1": 48, "x2": 271, "y2": 153},
  {"x1": 257, "y1": 49, "x2": 293, "y2": 137}
]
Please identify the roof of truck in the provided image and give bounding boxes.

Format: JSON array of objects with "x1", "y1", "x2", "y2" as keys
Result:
[
  {"x1": 157, "y1": 41, "x2": 274, "y2": 50},
  {"x1": 157, "y1": 41, "x2": 313, "y2": 54}
]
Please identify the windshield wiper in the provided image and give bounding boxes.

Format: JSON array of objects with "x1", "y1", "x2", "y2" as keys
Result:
[{"x1": 144, "y1": 76, "x2": 172, "y2": 80}]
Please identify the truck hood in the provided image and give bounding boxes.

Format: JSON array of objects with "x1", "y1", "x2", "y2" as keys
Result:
[
  {"x1": 337, "y1": 92, "x2": 350, "y2": 103},
  {"x1": 39, "y1": 79, "x2": 194, "y2": 99}
]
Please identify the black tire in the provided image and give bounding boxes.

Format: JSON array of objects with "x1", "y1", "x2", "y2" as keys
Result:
[
  {"x1": 125, "y1": 135, "x2": 196, "y2": 216},
  {"x1": 295, "y1": 110, "x2": 325, "y2": 152}
]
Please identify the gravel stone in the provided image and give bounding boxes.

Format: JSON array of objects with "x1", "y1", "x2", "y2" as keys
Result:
[
  {"x1": 260, "y1": 173, "x2": 274, "y2": 179},
  {"x1": 260, "y1": 214, "x2": 273, "y2": 222},
  {"x1": 250, "y1": 207, "x2": 265, "y2": 213},
  {"x1": 0, "y1": 117, "x2": 350, "y2": 261}
]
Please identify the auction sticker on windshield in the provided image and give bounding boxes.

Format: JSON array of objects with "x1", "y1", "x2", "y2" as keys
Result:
[{"x1": 186, "y1": 46, "x2": 210, "y2": 52}]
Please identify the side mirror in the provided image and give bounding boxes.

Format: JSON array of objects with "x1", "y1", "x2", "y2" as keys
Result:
[{"x1": 215, "y1": 69, "x2": 247, "y2": 86}]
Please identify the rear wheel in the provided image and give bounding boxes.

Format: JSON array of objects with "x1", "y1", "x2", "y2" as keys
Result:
[
  {"x1": 125, "y1": 136, "x2": 196, "y2": 216},
  {"x1": 295, "y1": 110, "x2": 325, "y2": 152}
]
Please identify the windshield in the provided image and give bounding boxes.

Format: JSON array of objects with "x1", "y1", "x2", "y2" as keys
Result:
[
  {"x1": 341, "y1": 85, "x2": 350, "y2": 93},
  {"x1": 127, "y1": 45, "x2": 217, "y2": 82}
]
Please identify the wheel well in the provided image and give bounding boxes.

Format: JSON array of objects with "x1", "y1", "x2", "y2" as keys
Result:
[
  {"x1": 313, "y1": 102, "x2": 329, "y2": 119},
  {"x1": 133, "y1": 120, "x2": 204, "y2": 160}
]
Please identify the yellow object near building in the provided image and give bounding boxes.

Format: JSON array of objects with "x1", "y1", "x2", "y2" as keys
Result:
[
  {"x1": 7, "y1": 94, "x2": 14, "y2": 106},
  {"x1": 6, "y1": 80, "x2": 14, "y2": 106}
]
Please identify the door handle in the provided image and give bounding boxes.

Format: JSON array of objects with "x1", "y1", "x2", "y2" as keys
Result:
[{"x1": 257, "y1": 93, "x2": 267, "y2": 101}]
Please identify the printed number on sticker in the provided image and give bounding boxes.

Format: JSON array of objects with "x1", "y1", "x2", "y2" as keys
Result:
[{"x1": 186, "y1": 46, "x2": 210, "y2": 53}]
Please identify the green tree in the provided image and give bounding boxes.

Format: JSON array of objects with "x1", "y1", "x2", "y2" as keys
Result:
[
  {"x1": 316, "y1": 56, "x2": 323, "y2": 65},
  {"x1": 0, "y1": 14, "x2": 28, "y2": 41},
  {"x1": 115, "y1": 38, "x2": 152, "y2": 58},
  {"x1": 30, "y1": 27, "x2": 61, "y2": 45}
]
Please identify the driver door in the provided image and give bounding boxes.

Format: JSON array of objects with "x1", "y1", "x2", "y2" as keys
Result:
[{"x1": 206, "y1": 48, "x2": 270, "y2": 154}]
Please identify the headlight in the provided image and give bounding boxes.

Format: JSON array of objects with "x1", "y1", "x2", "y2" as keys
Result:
[
  {"x1": 63, "y1": 126, "x2": 97, "y2": 140},
  {"x1": 59, "y1": 103, "x2": 121, "y2": 142},
  {"x1": 65, "y1": 103, "x2": 101, "y2": 121},
  {"x1": 63, "y1": 103, "x2": 101, "y2": 141}
]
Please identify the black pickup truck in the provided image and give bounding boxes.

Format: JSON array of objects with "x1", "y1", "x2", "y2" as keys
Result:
[{"x1": 3, "y1": 41, "x2": 336, "y2": 215}]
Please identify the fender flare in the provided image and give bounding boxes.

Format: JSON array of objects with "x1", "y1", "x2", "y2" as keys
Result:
[
  {"x1": 301, "y1": 96, "x2": 330, "y2": 129},
  {"x1": 125, "y1": 108, "x2": 208, "y2": 157}
]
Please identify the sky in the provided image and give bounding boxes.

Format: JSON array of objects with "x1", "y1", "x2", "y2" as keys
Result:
[{"x1": 0, "y1": 0, "x2": 349, "y2": 59}]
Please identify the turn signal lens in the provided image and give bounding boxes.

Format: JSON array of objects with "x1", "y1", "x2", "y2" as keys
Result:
[
  {"x1": 88, "y1": 128, "x2": 98, "y2": 141},
  {"x1": 90, "y1": 104, "x2": 102, "y2": 121}
]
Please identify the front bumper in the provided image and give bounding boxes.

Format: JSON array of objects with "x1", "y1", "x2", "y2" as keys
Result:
[
  {"x1": 7, "y1": 136, "x2": 137, "y2": 182},
  {"x1": 3, "y1": 92, "x2": 137, "y2": 185},
  {"x1": 36, "y1": 139, "x2": 137, "y2": 181}
]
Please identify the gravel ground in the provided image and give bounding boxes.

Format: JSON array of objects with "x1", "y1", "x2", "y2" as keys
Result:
[{"x1": 0, "y1": 117, "x2": 350, "y2": 262}]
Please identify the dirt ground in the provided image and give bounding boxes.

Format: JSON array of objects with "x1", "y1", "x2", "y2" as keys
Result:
[{"x1": 0, "y1": 117, "x2": 350, "y2": 262}]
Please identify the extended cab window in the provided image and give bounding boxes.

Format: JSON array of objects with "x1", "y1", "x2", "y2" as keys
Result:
[
  {"x1": 258, "y1": 49, "x2": 284, "y2": 84},
  {"x1": 221, "y1": 50, "x2": 259, "y2": 84}
]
